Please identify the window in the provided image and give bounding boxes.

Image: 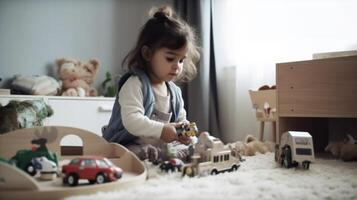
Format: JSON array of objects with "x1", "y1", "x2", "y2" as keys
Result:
[
  {"x1": 82, "y1": 159, "x2": 96, "y2": 167},
  {"x1": 96, "y1": 159, "x2": 109, "y2": 168},
  {"x1": 296, "y1": 148, "x2": 312, "y2": 155},
  {"x1": 70, "y1": 158, "x2": 80, "y2": 165},
  {"x1": 214, "y1": 156, "x2": 219, "y2": 163}
]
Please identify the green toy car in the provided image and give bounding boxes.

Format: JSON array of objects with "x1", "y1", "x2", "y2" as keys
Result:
[{"x1": 9, "y1": 138, "x2": 58, "y2": 176}]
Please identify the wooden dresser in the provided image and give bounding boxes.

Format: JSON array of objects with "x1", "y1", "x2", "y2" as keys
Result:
[{"x1": 276, "y1": 55, "x2": 357, "y2": 151}]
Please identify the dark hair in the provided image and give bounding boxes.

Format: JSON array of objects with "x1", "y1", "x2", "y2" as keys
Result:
[{"x1": 122, "y1": 6, "x2": 200, "y2": 82}]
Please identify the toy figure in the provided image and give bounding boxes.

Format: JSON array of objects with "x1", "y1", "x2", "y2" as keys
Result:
[
  {"x1": 176, "y1": 122, "x2": 198, "y2": 137},
  {"x1": 32, "y1": 156, "x2": 58, "y2": 180},
  {"x1": 159, "y1": 158, "x2": 184, "y2": 172}
]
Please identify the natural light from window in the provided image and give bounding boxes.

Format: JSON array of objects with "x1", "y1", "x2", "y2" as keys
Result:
[{"x1": 213, "y1": 0, "x2": 357, "y2": 142}]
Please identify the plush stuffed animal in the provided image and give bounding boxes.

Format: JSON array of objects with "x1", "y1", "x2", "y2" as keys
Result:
[
  {"x1": 11, "y1": 75, "x2": 61, "y2": 95},
  {"x1": 325, "y1": 134, "x2": 357, "y2": 161},
  {"x1": 0, "y1": 100, "x2": 53, "y2": 134},
  {"x1": 229, "y1": 135, "x2": 275, "y2": 156},
  {"x1": 56, "y1": 58, "x2": 100, "y2": 97}
]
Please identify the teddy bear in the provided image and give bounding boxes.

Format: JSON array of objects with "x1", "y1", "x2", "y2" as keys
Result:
[
  {"x1": 325, "y1": 134, "x2": 357, "y2": 161},
  {"x1": 56, "y1": 58, "x2": 100, "y2": 97},
  {"x1": 228, "y1": 134, "x2": 275, "y2": 156}
]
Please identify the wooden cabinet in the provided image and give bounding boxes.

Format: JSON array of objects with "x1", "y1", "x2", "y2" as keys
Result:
[
  {"x1": 276, "y1": 55, "x2": 357, "y2": 151},
  {"x1": 0, "y1": 95, "x2": 115, "y2": 146}
]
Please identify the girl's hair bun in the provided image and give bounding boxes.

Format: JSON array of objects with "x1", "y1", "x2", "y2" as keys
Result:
[{"x1": 151, "y1": 6, "x2": 174, "y2": 21}]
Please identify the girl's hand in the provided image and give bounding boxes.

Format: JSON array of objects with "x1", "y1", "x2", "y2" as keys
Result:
[{"x1": 160, "y1": 123, "x2": 179, "y2": 143}]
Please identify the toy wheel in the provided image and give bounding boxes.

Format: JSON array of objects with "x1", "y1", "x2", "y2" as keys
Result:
[
  {"x1": 67, "y1": 174, "x2": 78, "y2": 186},
  {"x1": 231, "y1": 165, "x2": 238, "y2": 171},
  {"x1": 183, "y1": 166, "x2": 194, "y2": 177},
  {"x1": 96, "y1": 173, "x2": 107, "y2": 184},
  {"x1": 283, "y1": 146, "x2": 292, "y2": 168},
  {"x1": 211, "y1": 169, "x2": 218, "y2": 175},
  {"x1": 274, "y1": 144, "x2": 279, "y2": 162},
  {"x1": 62, "y1": 176, "x2": 68, "y2": 185},
  {"x1": 302, "y1": 161, "x2": 310, "y2": 170},
  {"x1": 25, "y1": 163, "x2": 37, "y2": 176}
]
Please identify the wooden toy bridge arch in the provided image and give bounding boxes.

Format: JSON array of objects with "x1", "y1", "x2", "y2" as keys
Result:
[{"x1": 0, "y1": 126, "x2": 147, "y2": 200}]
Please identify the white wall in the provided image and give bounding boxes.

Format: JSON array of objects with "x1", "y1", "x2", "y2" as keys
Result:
[
  {"x1": 0, "y1": 0, "x2": 173, "y2": 92},
  {"x1": 213, "y1": 0, "x2": 357, "y2": 142}
]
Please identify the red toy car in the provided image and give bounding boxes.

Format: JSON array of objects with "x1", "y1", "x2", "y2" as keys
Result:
[{"x1": 62, "y1": 156, "x2": 123, "y2": 186}]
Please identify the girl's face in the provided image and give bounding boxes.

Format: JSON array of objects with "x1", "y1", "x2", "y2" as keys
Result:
[{"x1": 146, "y1": 45, "x2": 188, "y2": 83}]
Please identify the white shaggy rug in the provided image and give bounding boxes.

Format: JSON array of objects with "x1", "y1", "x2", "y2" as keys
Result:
[{"x1": 66, "y1": 153, "x2": 357, "y2": 200}]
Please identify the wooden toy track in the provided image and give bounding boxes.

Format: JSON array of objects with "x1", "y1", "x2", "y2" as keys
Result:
[{"x1": 0, "y1": 126, "x2": 147, "y2": 200}]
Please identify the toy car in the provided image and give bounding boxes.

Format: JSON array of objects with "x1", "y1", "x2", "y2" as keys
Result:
[
  {"x1": 176, "y1": 122, "x2": 198, "y2": 137},
  {"x1": 275, "y1": 131, "x2": 315, "y2": 169},
  {"x1": 159, "y1": 158, "x2": 184, "y2": 172},
  {"x1": 9, "y1": 138, "x2": 58, "y2": 176},
  {"x1": 62, "y1": 156, "x2": 123, "y2": 186}
]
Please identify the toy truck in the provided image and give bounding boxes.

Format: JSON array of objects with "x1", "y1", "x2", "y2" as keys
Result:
[
  {"x1": 9, "y1": 138, "x2": 58, "y2": 176},
  {"x1": 275, "y1": 131, "x2": 315, "y2": 169},
  {"x1": 182, "y1": 132, "x2": 241, "y2": 177}
]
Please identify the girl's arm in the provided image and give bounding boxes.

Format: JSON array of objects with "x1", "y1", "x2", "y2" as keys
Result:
[
  {"x1": 177, "y1": 89, "x2": 189, "y2": 123},
  {"x1": 176, "y1": 89, "x2": 192, "y2": 145},
  {"x1": 119, "y1": 76, "x2": 164, "y2": 139}
]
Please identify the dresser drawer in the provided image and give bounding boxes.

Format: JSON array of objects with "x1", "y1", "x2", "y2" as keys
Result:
[
  {"x1": 47, "y1": 98, "x2": 114, "y2": 136},
  {"x1": 277, "y1": 56, "x2": 357, "y2": 118}
]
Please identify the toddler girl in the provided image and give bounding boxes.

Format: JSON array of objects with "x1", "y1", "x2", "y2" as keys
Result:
[{"x1": 103, "y1": 6, "x2": 200, "y2": 162}]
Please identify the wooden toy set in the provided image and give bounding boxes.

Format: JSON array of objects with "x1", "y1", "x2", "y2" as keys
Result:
[{"x1": 0, "y1": 126, "x2": 147, "y2": 200}]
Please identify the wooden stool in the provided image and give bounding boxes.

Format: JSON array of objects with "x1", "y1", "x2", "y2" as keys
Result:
[
  {"x1": 249, "y1": 89, "x2": 277, "y2": 142},
  {"x1": 259, "y1": 121, "x2": 277, "y2": 142}
]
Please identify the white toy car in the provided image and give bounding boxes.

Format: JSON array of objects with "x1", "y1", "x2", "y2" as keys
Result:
[
  {"x1": 33, "y1": 156, "x2": 58, "y2": 180},
  {"x1": 275, "y1": 131, "x2": 315, "y2": 169}
]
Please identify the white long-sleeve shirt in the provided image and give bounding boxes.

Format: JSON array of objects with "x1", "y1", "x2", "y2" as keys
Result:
[{"x1": 119, "y1": 76, "x2": 187, "y2": 139}]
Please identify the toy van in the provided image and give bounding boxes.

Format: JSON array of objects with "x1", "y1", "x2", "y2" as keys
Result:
[{"x1": 276, "y1": 131, "x2": 315, "y2": 169}]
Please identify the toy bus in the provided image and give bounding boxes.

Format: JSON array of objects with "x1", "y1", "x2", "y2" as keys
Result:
[{"x1": 182, "y1": 132, "x2": 240, "y2": 177}]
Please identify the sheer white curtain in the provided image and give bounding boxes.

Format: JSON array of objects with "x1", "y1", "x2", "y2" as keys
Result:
[{"x1": 212, "y1": 0, "x2": 357, "y2": 142}]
